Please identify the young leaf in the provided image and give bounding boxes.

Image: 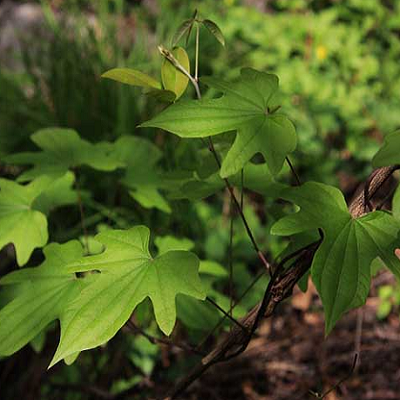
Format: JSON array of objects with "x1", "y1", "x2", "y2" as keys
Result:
[
  {"x1": 50, "y1": 226, "x2": 205, "y2": 366},
  {"x1": 4, "y1": 128, "x2": 123, "y2": 181},
  {"x1": 172, "y1": 19, "x2": 194, "y2": 47},
  {"x1": 372, "y1": 130, "x2": 400, "y2": 167},
  {"x1": 0, "y1": 177, "x2": 52, "y2": 265},
  {"x1": 271, "y1": 182, "x2": 400, "y2": 334},
  {"x1": 101, "y1": 68, "x2": 162, "y2": 90},
  {"x1": 140, "y1": 68, "x2": 296, "y2": 177},
  {"x1": 161, "y1": 47, "x2": 190, "y2": 100},
  {"x1": 202, "y1": 19, "x2": 225, "y2": 46},
  {"x1": 0, "y1": 241, "x2": 86, "y2": 356}
]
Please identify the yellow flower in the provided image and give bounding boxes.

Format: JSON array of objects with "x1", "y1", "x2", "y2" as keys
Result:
[{"x1": 316, "y1": 45, "x2": 327, "y2": 61}]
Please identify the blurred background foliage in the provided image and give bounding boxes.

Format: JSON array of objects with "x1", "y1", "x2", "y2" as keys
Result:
[{"x1": 1, "y1": 0, "x2": 400, "y2": 399}]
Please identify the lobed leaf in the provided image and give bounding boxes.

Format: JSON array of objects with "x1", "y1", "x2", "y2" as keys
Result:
[
  {"x1": 4, "y1": 128, "x2": 123, "y2": 181},
  {"x1": 0, "y1": 177, "x2": 53, "y2": 265},
  {"x1": 50, "y1": 226, "x2": 205, "y2": 366},
  {"x1": 141, "y1": 68, "x2": 296, "y2": 177},
  {"x1": 271, "y1": 182, "x2": 400, "y2": 333}
]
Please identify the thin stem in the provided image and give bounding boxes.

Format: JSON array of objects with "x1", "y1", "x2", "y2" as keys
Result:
[
  {"x1": 126, "y1": 320, "x2": 205, "y2": 357},
  {"x1": 240, "y1": 169, "x2": 244, "y2": 210},
  {"x1": 309, "y1": 353, "x2": 358, "y2": 398},
  {"x1": 161, "y1": 47, "x2": 270, "y2": 269},
  {"x1": 229, "y1": 197, "x2": 234, "y2": 328},
  {"x1": 195, "y1": 22, "x2": 199, "y2": 82},
  {"x1": 286, "y1": 156, "x2": 301, "y2": 186},
  {"x1": 206, "y1": 297, "x2": 248, "y2": 333},
  {"x1": 74, "y1": 172, "x2": 89, "y2": 253},
  {"x1": 196, "y1": 270, "x2": 265, "y2": 349}
]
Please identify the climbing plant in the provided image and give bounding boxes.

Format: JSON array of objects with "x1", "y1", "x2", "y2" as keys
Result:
[{"x1": 0, "y1": 9, "x2": 399, "y2": 399}]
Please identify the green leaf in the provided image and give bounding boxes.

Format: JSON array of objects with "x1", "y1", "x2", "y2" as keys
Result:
[
  {"x1": 50, "y1": 226, "x2": 205, "y2": 366},
  {"x1": 161, "y1": 47, "x2": 190, "y2": 100},
  {"x1": 202, "y1": 19, "x2": 225, "y2": 46},
  {"x1": 0, "y1": 241, "x2": 85, "y2": 356},
  {"x1": 170, "y1": 162, "x2": 286, "y2": 201},
  {"x1": 155, "y1": 235, "x2": 194, "y2": 254},
  {"x1": 372, "y1": 130, "x2": 400, "y2": 167},
  {"x1": 101, "y1": 68, "x2": 162, "y2": 90},
  {"x1": 141, "y1": 68, "x2": 296, "y2": 177},
  {"x1": 32, "y1": 172, "x2": 77, "y2": 215},
  {"x1": 4, "y1": 128, "x2": 123, "y2": 181},
  {"x1": 112, "y1": 136, "x2": 171, "y2": 213},
  {"x1": 0, "y1": 177, "x2": 52, "y2": 265},
  {"x1": 172, "y1": 19, "x2": 195, "y2": 47},
  {"x1": 393, "y1": 185, "x2": 400, "y2": 223},
  {"x1": 146, "y1": 88, "x2": 177, "y2": 103},
  {"x1": 271, "y1": 182, "x2": 400, "y2": 334}
]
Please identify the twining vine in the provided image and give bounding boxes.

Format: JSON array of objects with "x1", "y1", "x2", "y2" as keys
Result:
[{"x1": 0, "y1": 9, "x2": 400, "y2": 400}]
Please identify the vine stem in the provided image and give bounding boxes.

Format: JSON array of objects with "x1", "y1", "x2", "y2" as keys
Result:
[
  {"x1": 158, "y1": 45, "x2": 271, "y2": 272},
  {"x1": 195, "y1": 22, "x2": 199, "y2": 82},
  {"x1": 74, "y1": 171, "x2": 89, "y2": 253}
]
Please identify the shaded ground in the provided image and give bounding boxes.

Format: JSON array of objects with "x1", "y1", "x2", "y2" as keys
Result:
[{"x1": 168, "y1": 273, "x2": 400, "y2": 400}]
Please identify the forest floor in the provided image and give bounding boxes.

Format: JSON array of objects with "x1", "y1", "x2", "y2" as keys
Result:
[{"x1": 171, "y1": 271, "x2": 400, "y2": 400}]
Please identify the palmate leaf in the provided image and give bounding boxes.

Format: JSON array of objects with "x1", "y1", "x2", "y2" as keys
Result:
[
  {"x1": 271, "y1": 182, "x2": 400, "y2": 333},
  {"x1": 111, "y1": 136, "x2": 171, "y2": 213},
  {"x1": 140, "y1": 68, "x2": 297, "y2": 177},
  {"x1": 0, "y1": 173, "x2": 78, "y2": 266},
  {"x1": 50, "y1": 226, "x2": 205, "y2": 367},
  {"x1": 4, "y1": 128, "x2": 123, "y2": 181},
  {"x1": 0, "y1": 227, "x2": 205, "y2": 367},
  {"x1": 0, "y1": 241, "x2": 86, "y2": 356},
  {"x1": 0, "y1": 177, "x2": 51, "y2": 265}
]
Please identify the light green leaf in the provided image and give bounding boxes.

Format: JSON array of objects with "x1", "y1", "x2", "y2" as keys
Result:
[
  {"x1": 32, "y1": 172, "x2": 77, "y2": 215},
  {"x1": 161, "y1": 47, "x2": 190, "y2": 100},
  {"x1": 112, "y1": 136, "x2": 171, "y2": 213},
  {"x1": 4, "y1": 128, "x2": 123, "y2": 181},
  {"x1": 141, "y1": 68, "x2": 296, "y2": 176},
  {"x1": 198, "y1": 260, "x2": 228, "y2": 277},
  {"x1": 0, "y1": 241, "x2": 85, "y2": 356},
  {"x1": 0, "y1": 177, "x2": 52, "y2": 265},
  {"x1": 101, "y1": 68, "x2": 162, "y2": 90},
  {"x1": 372, "y1": 130, "x2": 400, "y2": 167},
  {"x1": 202, "y1": 19, "x2": 225, "y2": 46},
  {"x1": 155, "y1": 235, "x2": 194, "y2": 254},
  {"x1": 50, "y1": 226, "x2": 205, "y2": 367},
  {"x1": 271, "y1": 182, "x2": 400, "y2": 334}
]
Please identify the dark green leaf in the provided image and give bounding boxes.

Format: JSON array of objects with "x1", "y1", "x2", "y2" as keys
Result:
[
  {"x1": 202, "y1": 19, "x2": 225, "y2": 46},
  {"x1": 271, "y1": 182, "x2": 400, "y2": 333}
]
